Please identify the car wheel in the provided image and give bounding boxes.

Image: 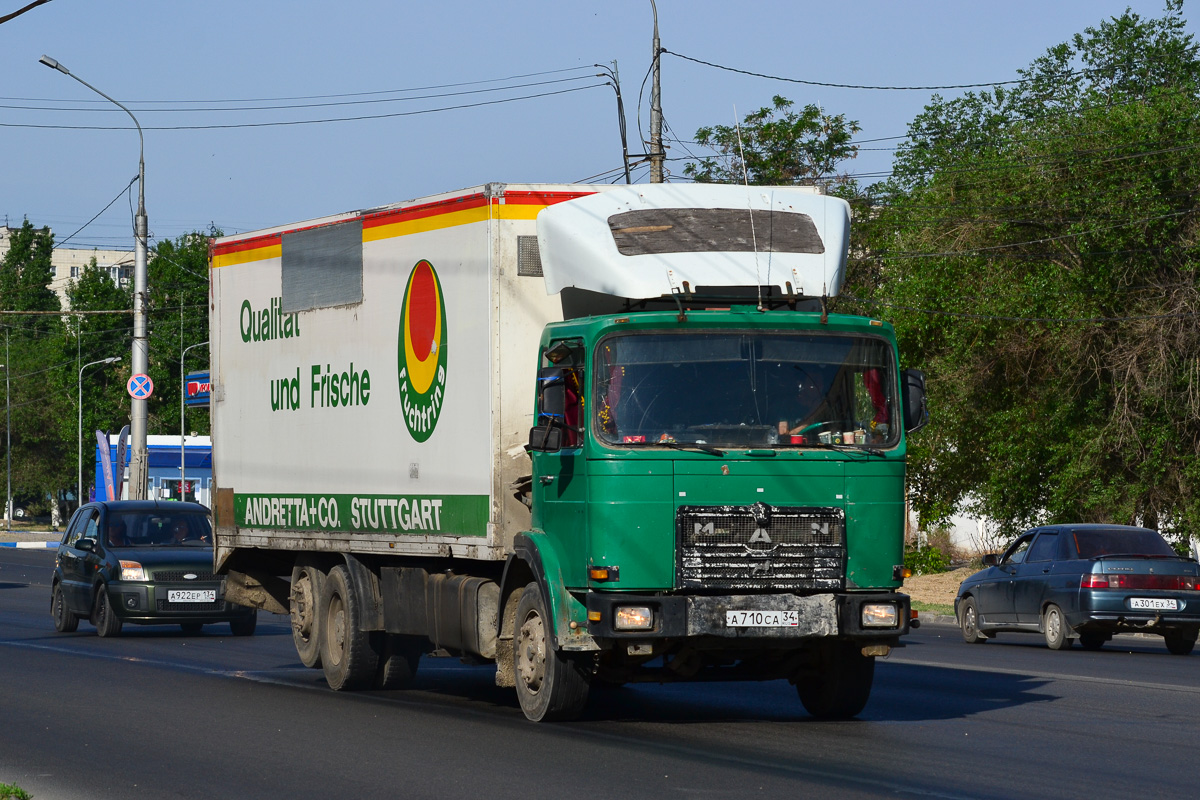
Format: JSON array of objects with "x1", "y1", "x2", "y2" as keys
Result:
[
  {"x1": 1163, "y1": 628, "x2": 1198, "y2": 656},
  {"x1": 229, "y1": 613, "x2": 257, "y2": 637},
  {"x1": 51, "y1": 582, "x2": 79, "y2": 633},
  {"x1": 93, "y1": 586, "x2": 123, "y2": 638},
  {"x1": 372, "y1": 633, "x2": 423, "y2": 689},
  {"x1": 796, "y1": 642, "x2": 876, "y2": 720},
  {"x1": 1043, "y1": 604, "x2": 1070, "y2": 650},
  {"x1": 290, "y1": 564, "x2": 325, "y2": 668},
  {"x1": 959, "y1": 597, "x2": 986, "y2": 644},
  {"x1": 319, "y1": 565, "x2": 378, "y2": 691},
  {"x1": 513, "y1": 582, "x2": 591, "y2": 722},
  {"x1": 1078, "y1": 632, "x2": 1107, "y2": 651},
  {"x1": 180, "y1": 623, "x2": 204, "y2": 635}
]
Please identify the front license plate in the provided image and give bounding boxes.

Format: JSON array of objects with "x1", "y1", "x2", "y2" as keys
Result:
[
  {"x1": 726, "y1": 610, "x2": 799, "y2": 627},
  {"x1": 168, "y1": 589, "x2": 216, "y2": 603},
  {"x1": 1129, "y1": 597, "x2": 1178, "y2": 611}
]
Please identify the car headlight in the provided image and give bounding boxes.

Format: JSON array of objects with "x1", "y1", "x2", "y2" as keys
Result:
[
  {"x1": 862, "y1": 603, "x2": 898, "y2": 628},
  {"x1": 119, "y1": 560, "x2": 146, "y2": 581},
  {"x1": 614, "y1": 606, "x2": 654, "y2": 631}
]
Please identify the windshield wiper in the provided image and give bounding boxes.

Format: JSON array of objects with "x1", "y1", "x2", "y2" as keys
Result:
[
  {"x1": 658, "y1": 441, "x2": 726, "y2": 456},
  {"x1": 807, "y1": 442, "x2": 885, "y2": 457}
]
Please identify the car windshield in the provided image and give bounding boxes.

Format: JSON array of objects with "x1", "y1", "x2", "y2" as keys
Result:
[
  {"x1": 1073, "y1": 529, "x2": 1177, "y2": 559},
  {"x1": 593, "y1": 331, "x2": 898, "y2": 449},
  {"x1": 105, "y1": 512, "x2": 211, "y2": 548}
]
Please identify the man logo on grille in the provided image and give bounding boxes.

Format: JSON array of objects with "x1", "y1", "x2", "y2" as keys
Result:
[
  {"x1": 695, "y1": 522, "x2": 715, "y2": 536},
  {"x1": 749, "y1": 528, "x2": 772, "y2": 544}
]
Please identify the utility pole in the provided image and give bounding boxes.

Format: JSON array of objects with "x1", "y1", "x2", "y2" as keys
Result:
[
  {"x1": 648, "y1": 0, "x2": 664, "y2": 183},
  {"x1": 40, "y1": 55, "x2": 151, "y2": 499}
]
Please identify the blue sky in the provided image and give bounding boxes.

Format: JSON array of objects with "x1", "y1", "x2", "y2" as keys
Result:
[{"x1": 2, "y1": 0, "x2": 1195, "y2": 251}]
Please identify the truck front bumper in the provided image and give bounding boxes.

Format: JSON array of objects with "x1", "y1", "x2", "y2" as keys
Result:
[{"x1": 585, "y1": 591, "x2": 910, "y2": 641}]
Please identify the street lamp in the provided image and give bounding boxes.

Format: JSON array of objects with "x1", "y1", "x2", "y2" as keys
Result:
[
  {"x1": 180, "y1": 341, "x2": 208, "y2": 503},
  {"x1": 79, "y1": 357, "x2": 121, "y2": 510},
  {"x1": 41, "y1": 54, "x2": 151, "y2": 500}
]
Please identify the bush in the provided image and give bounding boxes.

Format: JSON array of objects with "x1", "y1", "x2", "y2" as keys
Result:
[
  {"x1": 905, "y1": 544, "x2": 951, "y2": 576},
  {"x1": 0, "y1": 783, "x2": 32, "y2": 800}
]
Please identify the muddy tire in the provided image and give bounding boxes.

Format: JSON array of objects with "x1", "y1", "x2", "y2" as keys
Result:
[
  {"x1": 513, "y1": 582, "x2": 590, "y2": 722},
  {"x1": 1164, "y1": 628, "x2": 1197, "y2": 656},
  {"x1": 796, "y1": 642, "x2": 875, "y2": 720},
  {"x1": 959, "y1": 597, "x2": 986, "y2": 644},
  {"x1": 51, "y1": 582, "x2": 78, "y2": 633},
  {"x1": 373, "y1": 633, "x2": 423, "y2": 689},
  {"x1": 319, "y1": 565, "x2": 378, "y2": 691},
  {"x1": 93, "y1": 586, "x2": 123, "y2": 638},
  {"x1": 290, "y1": 564, "x2": 325, "y2": 668},
  {"x1": 1043, "y1": 604, "x2": 1070, "y2": 650}
]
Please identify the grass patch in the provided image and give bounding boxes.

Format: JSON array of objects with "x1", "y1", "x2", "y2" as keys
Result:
[
  {"x1": 0, "y1": 783, "x2": 32, "y2": 800},
  {"x1": 910, "y1": 600, "x2": 955, "y2": 617}
]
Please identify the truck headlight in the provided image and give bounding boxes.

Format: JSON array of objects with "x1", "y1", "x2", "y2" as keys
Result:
[
  {"x1": 861, "y1": 603, "x2": 898, "y2": 628},
  {"x1": 614, "y1": 606, "x2": 654, "y2": 631},
  {"x1": 119, "y1": 560, "x2": 146, "y2": 581}
]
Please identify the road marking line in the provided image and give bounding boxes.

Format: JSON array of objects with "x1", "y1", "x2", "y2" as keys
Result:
[{"x1": 888, "y1": 656, "x2": 1200, "y2": 694}]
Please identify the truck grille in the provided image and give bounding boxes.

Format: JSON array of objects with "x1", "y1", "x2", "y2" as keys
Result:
[{"x1": 677, "y1": 503, "x2": 845, "y2": 591}]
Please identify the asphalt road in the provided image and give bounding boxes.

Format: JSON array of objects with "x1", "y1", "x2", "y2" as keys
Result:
[{"x1": 2, "y1": 548, "x2": 1196, "y2": 800}]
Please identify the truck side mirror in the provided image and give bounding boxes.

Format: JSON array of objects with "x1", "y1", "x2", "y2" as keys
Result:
[
  {"x1": 902, "y1": 368, "x2": 929, "y2": 434},
  {"x1": 536, "y1": 367, "x2": 567, "y2": 424},
  {"x1": 527, "y1": 425, "x2": 563, "y2": 453}
]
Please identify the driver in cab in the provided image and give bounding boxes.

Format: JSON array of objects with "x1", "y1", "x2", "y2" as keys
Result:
[{"x1": 778, "y1": 373, "x2": 831, "y2": 438}]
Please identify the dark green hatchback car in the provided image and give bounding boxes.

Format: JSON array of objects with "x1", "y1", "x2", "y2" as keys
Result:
[{"x1": 50, "y1": 500, "x2": 256, "y2": 637}]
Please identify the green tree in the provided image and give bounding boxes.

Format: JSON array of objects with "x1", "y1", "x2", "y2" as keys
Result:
[
  {"x1": 146, "y1": 232, "x2": 213, "y2": 439},
  {"x1": 683, "y1": 95, "x2": 861, "y2": 186},
  {"x1": 1, "y1": 219, "x2": 72, "y2": 516},
  {"x1": 851, "y1": 1, "x2": 1200, "y2": 542}
]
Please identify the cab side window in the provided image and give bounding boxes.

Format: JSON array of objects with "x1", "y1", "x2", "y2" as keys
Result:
[
  {"x1": 1027, "y1": 532, "x2": 1060, "y2": 563},
  {"x1": 543, "y1": 340, "x2": 584, "y2": 448}
]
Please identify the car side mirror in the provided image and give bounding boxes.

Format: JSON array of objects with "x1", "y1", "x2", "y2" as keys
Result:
[
  {"x1": 981, "y1": 553, "x2": 998, "y2": 567},
  {"x1": 76, "y1": 537, "x2": 96, "y2": 553},
  {"x1": 526, "y1": 424, "x2": 563, "y2": 453},
  {"x1": 902, "y1": 368, "x2": 929, "y2": 434}
]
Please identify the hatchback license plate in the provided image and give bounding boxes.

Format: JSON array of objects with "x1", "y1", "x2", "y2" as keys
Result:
[
  {"x1": 1129, "y1": 597, "x2": 1178, "y2": 611},
  {"x1": 726, "y1": 610, "x2": 799, "y2": 627},
  {"x1": 168, "y1": 589, "x2": 215, "y2": 603}
]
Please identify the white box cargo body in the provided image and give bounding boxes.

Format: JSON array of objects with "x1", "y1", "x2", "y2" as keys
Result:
[{"x1": 209, "y1": 183, "x2": 603, "y2": 566}]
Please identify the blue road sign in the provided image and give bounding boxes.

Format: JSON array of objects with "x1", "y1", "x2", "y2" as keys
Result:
[{"x1": 127, "y1": 373, "x2": 154, "y2": 399}]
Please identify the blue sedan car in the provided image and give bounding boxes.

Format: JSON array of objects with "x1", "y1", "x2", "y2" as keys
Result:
[{"x1": 955, "y1": 524, "x2": 1200, "y2": 654}]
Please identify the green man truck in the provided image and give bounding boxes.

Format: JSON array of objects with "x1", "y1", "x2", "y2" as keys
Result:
[{"x1": 209, "y1": 182, "x2": 927, "y2": 721}]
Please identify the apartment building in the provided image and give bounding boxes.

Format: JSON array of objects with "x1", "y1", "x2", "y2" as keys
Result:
[{"x1": 0, "y1": 225, "x2": 133, "y2": 307}]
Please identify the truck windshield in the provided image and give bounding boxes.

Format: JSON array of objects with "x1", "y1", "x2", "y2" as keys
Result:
[{"x1": 593, "y1": 332, "x2": 898, "y2": 449}]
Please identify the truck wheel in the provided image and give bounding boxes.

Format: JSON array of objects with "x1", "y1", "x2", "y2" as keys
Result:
[
  {"x1": 1043, "y1": 604, "x2": 1071, "y2": 650},
  {"x1": 796, "y1": 642, "x2": 874, "y2": 720},
  {"x1": 93, "y1": 586, "x2": 123, "y2": 638},
  {"x1": 1164, "y1": 628, "x2": 1197, "y2": 656},
  {"x1": 513, "y1": 582, "x2": 590, "y2": 722},
  {"x1": 51, "y1": 582, "x2": 79, "y2": 633},
  {"x1": 373, "y1": 633, "x2": 423, "y2": 689},
  {"x1": 959, "y1": 597, "x2": 986, "y2": 644},
  {"x1": 290, "y1": 565, "x2": 324, "y2": 668},
  {"x1": 319, "y1": 565, "x2": 378, "y2": 690}
]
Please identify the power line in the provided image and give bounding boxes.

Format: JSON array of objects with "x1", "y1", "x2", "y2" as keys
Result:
[
  {"x1": 661, "y1": 48, "x2": 1033, "y2": 91},
  {"x1": 0, "y1": 83, "x2": 608, "y2": 131}
]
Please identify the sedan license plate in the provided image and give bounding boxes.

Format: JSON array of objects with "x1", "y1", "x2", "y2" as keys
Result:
[
  {"x1": 1129, "y1": 597, "x2": 1178, "y2": 611},
  {"x1": 726, "y1": 610, "x2": 799, "y2": 627},
  {"x1": 168, "y1": 589, "x2": 216, "y2": 603}
]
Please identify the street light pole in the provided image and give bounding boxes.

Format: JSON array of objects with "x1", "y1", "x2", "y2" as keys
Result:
[
  {"x1": 41, "y1": 54, "x2": 151, "y2": 500},
  {"x1": 2, "y1": 330, "x2": 8, "y2": 529},
  {"x1": 79, "y1": 357, "x2": 121, "y2": 511},
  {"x1": 180, "y1": 341, "x2": 208, "y2": 503}
]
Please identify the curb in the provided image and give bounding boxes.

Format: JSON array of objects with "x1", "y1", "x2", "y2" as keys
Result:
[
  {"x1": 0, "y1": 541, "x2": 58, "y2": 549},
  {"x1": 915, "y1": 612, "x2": 958, "y2": 626}
]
